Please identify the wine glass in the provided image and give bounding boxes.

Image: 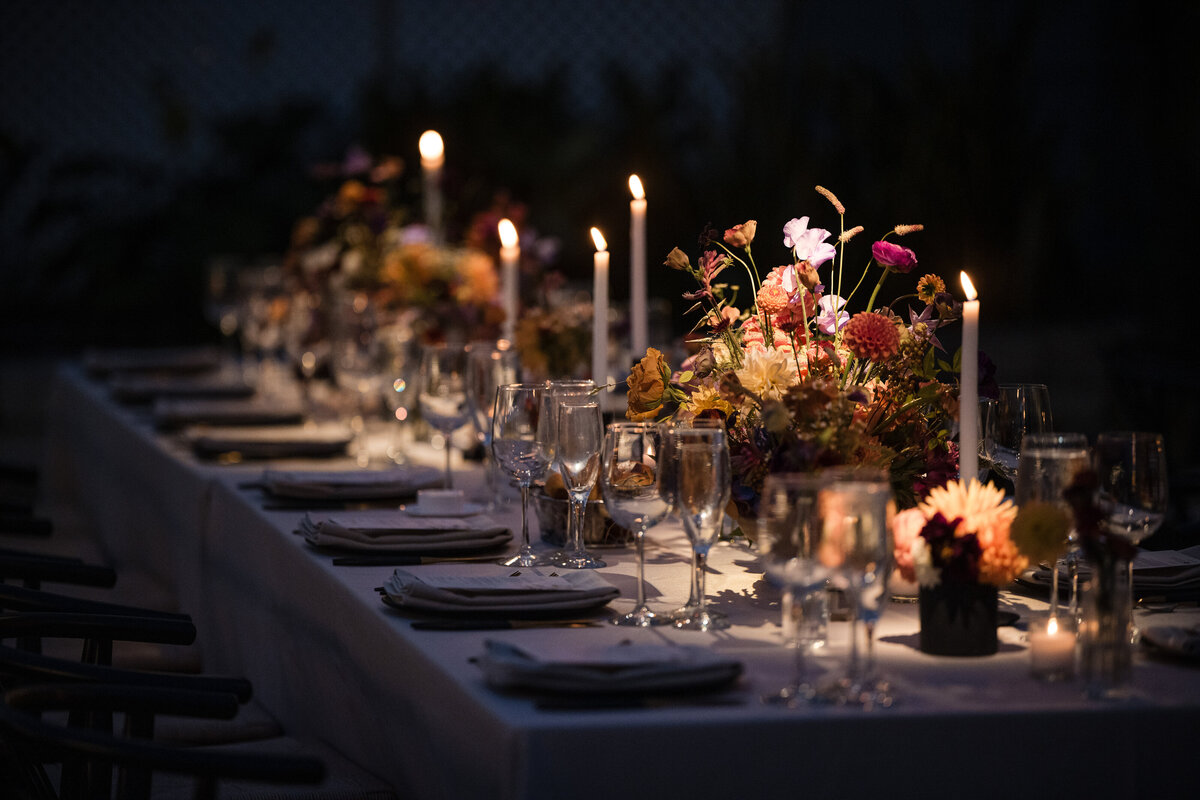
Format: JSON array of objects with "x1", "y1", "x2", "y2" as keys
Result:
[
  {"x1": 417, "y1": 343, "x2": 471, "y2": 489},
  {"x1": 819, "y1": 471, "x2": 894, "y2": 707},
  {"x1": 555, "y1": 398, "x2": 605, "y2": 569},
  {"x1": 600, "y1": 422, "x2": 672, "y2": 626},
  {"x1": 671, "y1": 425, "x2": 732, "y2": 631},
  {"x1": 282, "y1": 289, "x2": 330, "y2": 415},
  {"x1": 991, "y1": 384, "x2": 1053, "y2": 484},
  {"x1": 1094, "y1": 431, "x2": 1168, "y2": 641},
  {"x1": 757, "y1": 472, "x2": 833, "y2": 705},
  {"x1": 377, "y1": 317, "x2": 418, "y2": 465},
  {"x1": 491, "y1": 383, "x2": 554, "y2": 567},
  {"x1": 466, "y1": 340, "x2": 520, "y2": 508},
  {"x1": 331, "y1": 291, "x2": 384, "y2": 467},
  {"x1": 1015, "y1": 432, "x2": 1091, "y2": 627},
  {"x1": 660, "y1": 418, "x2": 726, "y2": 623}
]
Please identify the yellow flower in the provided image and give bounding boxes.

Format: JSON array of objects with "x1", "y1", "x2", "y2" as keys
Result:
[
  {"x1": 684, "y1": 382, "x2": 734, "y2": 419},
  {"x1": 626, "y1": 347, "x2": 669, "y2": 421},
  {"x1": 1009, "y1": 500, "x2": 1071, "y2": 565}
]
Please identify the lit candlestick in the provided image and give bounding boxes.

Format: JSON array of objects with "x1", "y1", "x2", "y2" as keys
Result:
[
  {"x1": 1029, "y1": 616, "x2": 1075, "y2": 680},
  {"x1": 419, "y1": 130, "x2": 444, "y2": 244},
  {"x1": 591, "y1": 227, "x2": 609, "y2": 389},
  {"x1": 628, "y1": 174, "x2": 647, "y2": 360},
  {"x1": 959, "y1": 271, "x2": 979, "y2": 485},
  {"x1": 498, "y1": 218, "x2": 519, "y2": 344}
]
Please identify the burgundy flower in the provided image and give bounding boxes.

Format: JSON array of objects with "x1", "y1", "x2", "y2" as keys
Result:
[{"x1": 872, "y1": 240, "x2": 919, "y2": 274}]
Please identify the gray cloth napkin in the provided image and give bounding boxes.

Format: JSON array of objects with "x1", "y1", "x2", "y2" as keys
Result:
[
  {"x1": 382, "y1": 565, "x2": 619, "y2": 613},
  {"x1": 300, "y1": 512, "x2": 510, "y2": 552},
  {"x1": 475, "y1": 640, "x2": 742, "y2": 694},
  {"x1": 263, "y1": 467, "x2": 441, "y2": 499}
]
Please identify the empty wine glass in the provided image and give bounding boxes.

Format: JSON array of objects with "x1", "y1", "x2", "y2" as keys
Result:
[
  {"x1": 758, "y1": 472, "x2": 833, "y2": 705},
  {"x1": 466, "y1": 341, "x2": 520, "y2": 508},
  {"x1": 283, "y1": 289, "x2": 330, "y2": 415},
  {"x1": 1094, "y1": 431, "x2": 1168, "y2": 641},
  {"x1": 378, "y1": 317, "x2": 417, "y2": 465},
  {"x1": 672, "y1": 425, "x2": 731, "y2": 631},
  {"x1": 600, "y1": 422, "x2": 671, "y2": 626},
  {"x1": 418, "y1": 343, "x2": 471, "y2": 489},
  {"x1": 819, "y1": 471, "x2": 894, "y2": 707},
  {"x1": 991, "y1": 384, "x2": 1053, "y2": 483},
  {"x1": 331, "y1": 291, "x2": 383, "y2": 466},
  {"x1": 660, "y1": 418, "x2": 726, "y2": 623},
  {"x1": 1015, "y1": 432, "x2": 1091, "y2": 627},
  {"x1": 555, "y1": 398, "x2": 605, "y2": 569},
  {"x1": 491, "y1": 383, "x2": 554, "y2": 567}
]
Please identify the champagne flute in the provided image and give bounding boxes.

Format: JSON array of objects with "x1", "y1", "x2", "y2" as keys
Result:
[
  {"x1": 758, "y1": 472, "x2": 833, "y2": 704},
  {"x1": 491, "y1": 383, "x2": 554, "y2": 567},
  {"x1": 466, "y1": 341, "x2": 520, "y2": 508},
  {"x1": 660, "y1": 418, "x2": 726, "y2": 623},
  {"x1": 417, "y1": 343, "x2": 471, "y2": 489},
  {"x1": 672, "y1": 426, "x2": 731, "y2": 631},
  {"x1": 1094, "y1": 431, "x2": 1168, "y2": 641},
  {"x1": 1015, "y1": 432, "x2": 1091, "y2": 627},
  {"x1": 991, "y1": 383, "x2": 1053, "y2": 484},
  {"x1": 555, "y1": 399, "x2": 605, "y2": 569},
  {"x1": 819, "y1": 471, "x2": 894, "y2": 707},
  {"x1": 600, "y1": 422, "x2": 671, "y2": 626}
]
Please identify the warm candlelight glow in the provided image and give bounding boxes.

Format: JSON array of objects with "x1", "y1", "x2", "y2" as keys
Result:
[
  {"x1": 418, "y1": 130, "x2": 444, "y2": 166},
  {"x1": 1047, "y1": 617, "x2": 1058, "y2": 636},
  {"x1": 960, "y1": 270, "x2": 977, "y2": 301},
  {"x1": 591, "y1": 227, "x2": 607, "y2": 252},
  {"x1": 498, "y1": 218, "x2": 518, "y2": 248},
  {"x1": 628, "y1": 174, "x2": 645, "y2": 201}
]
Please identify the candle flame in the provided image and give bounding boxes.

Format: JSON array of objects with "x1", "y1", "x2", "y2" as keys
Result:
[
  {"x1": 628, "y1": 174, "x2": 645, "y2": 200},
  {"x1": 960, "y1": 270, "x2": 977, "y2": 301},
  {"x1": 418, "y1": 130, "x2": 444, "y2": 162},
  {"x1": 590, "y1": 227, "x2": 607, "y2": 252},
  {"x1": 1047, "y1": 617, "x2": 1058, "y2": 636},
  {"x1": 497, "y1": 218, "x2": 518, "y2": 248}
]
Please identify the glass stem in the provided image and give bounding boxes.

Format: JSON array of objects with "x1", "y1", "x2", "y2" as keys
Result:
[
  {"x1": 846, "y1": 589, "x2": 861, "y2": 686},
  {"x1": 633, "y1": 527, "x2": 647, "y2": 610},
  {"x1": 568, "y1": 496, "x2": 584, "y2": 556},
  {"x1": 443, "y1": 443, "x2": 453, "y2": 489},
  {"x1": 694, "y1": 548, "x2": 709, "y2": 617},
  {"x1": 1049, "y1": 561, "x2": 1061, "y2": 621},
  {"x1": 864, "y1": 620, "x2": 877, "y2": 684},
  {"x1": 518, "y1": 484, "x2": 532, "y2": 553}
]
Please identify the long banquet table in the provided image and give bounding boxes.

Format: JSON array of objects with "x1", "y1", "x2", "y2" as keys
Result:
[{"x1": 41, "y1": 363, "x2": 1200, "y2": 799}]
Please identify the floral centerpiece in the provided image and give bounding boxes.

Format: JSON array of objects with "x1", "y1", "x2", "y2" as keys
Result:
[
  {"x1": 626, "y1": 185, "x2": 964, "y2": 523},
  {"x1": 892, "y1": 478, "x2": 1026, "y2": 655},
  {"x1": 281, "y1": 147, "x2": 511, "y2": 344}
]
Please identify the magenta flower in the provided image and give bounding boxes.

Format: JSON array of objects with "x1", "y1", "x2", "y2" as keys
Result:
[
  {"x1": 782, "y1": 217, "x2": 837, "y2": 269},
  {"x1": 872, "y1": 240, "x2": 918, "y2": 274}
]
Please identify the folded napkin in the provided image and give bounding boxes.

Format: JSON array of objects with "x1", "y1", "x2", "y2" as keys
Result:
[
  {"x1": 156, "y1": 397, "x2": 305, "y2": 430},
  {"x1": 1141, "y1": 625, "x2": 1200, "y2": 661},
  {"x1": 189, "y1": 424, "x2": 353, "y2": 460},
  {"x1": 476, "y1": 639, "x2": 743, "y2": 694},
  {"x1": 301, "y1": 511, "x2": 510, "y2": 553},
  {"x1": 262, "y1": 466, "x2": 441, "y2": 500},
  {"x1": 84, "y1": 345, "x2": 223, "y2": 375},
  {"x1": 1030, "y1": 546, "x2": 1200, "y2": 599},
  {"x1": 382, "y1": 564, "x2": 619, "y2": 614},
  {"x1": 112, "y1": 370, "x2": 254, "y2": 403}
]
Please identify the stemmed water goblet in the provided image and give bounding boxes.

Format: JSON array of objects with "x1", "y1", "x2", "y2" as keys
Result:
[
  {"x1": 1094, "y1": 431, "x2": 1168, "y2": 641},
  {"x1": 599, "y1": 422, "x2": 672, "y2": 626},
  {"x1": 1015, "y1": 432, "x2": 1091, "y2": 627},
  {"x1": 991, "y1": 384, "x2": 1053, "y2": 484},
  {"x1": 554, "y1": 398, "x2": 605, "y2": 569},
  {"x1": 671, "y1": 425, "x2": 731, "y2": 631},
  {"x1": 819, "y1": 471, "x2": 894, "y2": 707},
  {"x1": 757, "y1": 472, "x2": 832, "y2": 705},
  {"x1": 466, "y1": 341, "x2": 520, "y2": 508},
  {"x1": 491, "y1": 383, "x2": 554, "y2": 567},
  {"x1": 417, "y1": 343, "x2": 471, "y2": 489}
]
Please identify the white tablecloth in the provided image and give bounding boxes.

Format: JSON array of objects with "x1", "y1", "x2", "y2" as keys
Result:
[{"x1": 42, "y1": 364, "x2": 1200, "y2": 799}]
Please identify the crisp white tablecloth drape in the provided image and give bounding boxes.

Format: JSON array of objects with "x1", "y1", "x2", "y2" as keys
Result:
[{"x1": 42, "y1": 364, "x2": 1200, "y2": 799}]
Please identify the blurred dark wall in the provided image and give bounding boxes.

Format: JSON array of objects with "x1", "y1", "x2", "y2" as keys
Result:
[{"x1": 1, "y1": 1, "x2": 1196, "y2": 476}]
